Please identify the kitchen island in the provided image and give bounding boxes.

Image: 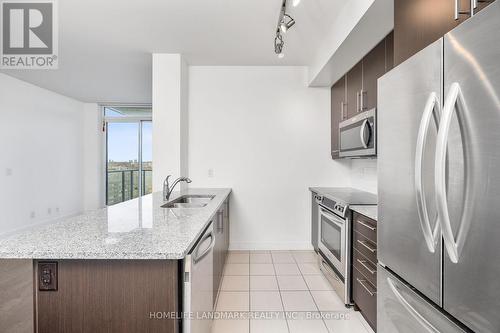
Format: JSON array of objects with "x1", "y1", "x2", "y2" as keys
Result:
[{"x1": 0, "y1": 188, "x2": 231, "y2": 333}]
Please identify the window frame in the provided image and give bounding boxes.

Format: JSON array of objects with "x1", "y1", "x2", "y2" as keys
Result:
[{"x1": 102, "y1": 104, "x2": 152, "y2": 206}]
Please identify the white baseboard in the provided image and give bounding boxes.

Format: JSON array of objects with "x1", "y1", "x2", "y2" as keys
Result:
[{"x1": 229, "y1": 242, "x2": 314, "y2": 251}]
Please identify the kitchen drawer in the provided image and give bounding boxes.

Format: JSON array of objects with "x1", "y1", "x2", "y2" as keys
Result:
[
  {"x1": 353, "y1": 267, "x2": 377, "y2": 330},
  {"x1": 354, "y1": 231, "x2": 377, "y2": 265},
  {"x1": 353, "y1": 212, "x2": 377, "y2": 243},
  {"x1": 353, "y1": 248, "x2": 377, "y2": 286}
]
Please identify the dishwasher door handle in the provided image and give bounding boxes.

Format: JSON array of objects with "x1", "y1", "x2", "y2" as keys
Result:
[{"x1": 193, "y1": 231, "x2": 215, "y2": 263}]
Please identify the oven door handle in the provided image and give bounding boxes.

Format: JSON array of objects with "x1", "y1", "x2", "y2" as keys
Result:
[{"x1": 320, "y1": 208, "x2": 344, "y2": 227}]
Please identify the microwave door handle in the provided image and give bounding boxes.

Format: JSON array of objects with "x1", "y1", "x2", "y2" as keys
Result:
[{"x1": 360, "y1": 119, "x2": 369, "y2": 148}]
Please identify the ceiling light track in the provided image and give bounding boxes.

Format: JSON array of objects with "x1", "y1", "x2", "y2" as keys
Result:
[{"x1": 274, "y1": 0, "x2": 296, "y2": 58}]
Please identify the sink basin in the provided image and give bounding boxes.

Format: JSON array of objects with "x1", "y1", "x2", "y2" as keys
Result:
[{"x1": 162, "y1": 195, "x2": 215, "y2": 209}]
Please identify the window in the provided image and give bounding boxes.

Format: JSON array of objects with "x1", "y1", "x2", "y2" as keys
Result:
[{"x1": 104, "y1": 106, "x2": 152, "y2": 206}]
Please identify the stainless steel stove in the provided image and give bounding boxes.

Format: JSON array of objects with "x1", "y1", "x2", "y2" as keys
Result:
[{"x1": 310, "y1": 187, "x2": 377, "y2": 306}]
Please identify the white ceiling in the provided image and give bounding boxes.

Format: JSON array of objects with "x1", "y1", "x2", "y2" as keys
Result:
[{"x1": 1, "y1": 0, "x2": 347, "y2": 103}]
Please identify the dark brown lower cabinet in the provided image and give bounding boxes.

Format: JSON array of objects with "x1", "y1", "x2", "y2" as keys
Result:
[
  {"x1": 35, "y1": 260, "x2": 179, "y2": 333},
  {"x1": 352, "y1": 212, "x2": 377, "y2": 331},
  {"x1": 213, "y1": 199, "x2": 230, "y2": 305}
]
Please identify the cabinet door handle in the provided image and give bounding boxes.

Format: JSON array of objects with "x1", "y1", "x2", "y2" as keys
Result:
[
  {"x1": 455, "y1": 0, "x2": 475, "y2": 19},
  {"x1": 357, "y1": 239, "x2": 376, "y2": 253},
  {"x1": 356, "y1": 91, "x2": 360, "y2": 112},
  {"x1": 360, "y1": 90, "x2": 366, "y2": 111},
  {"x1": 357, "y1": 220, "x2": 376, "y2": 231},
  {"x1": 340, "y1": 101, "x2": 345, "y2": 120},
  {"x1": 357, "y1": 259, "x2": 376, "y2": 274},
  {"x1": 357, "y1": 278, "x2": 376, "y2": 296}
]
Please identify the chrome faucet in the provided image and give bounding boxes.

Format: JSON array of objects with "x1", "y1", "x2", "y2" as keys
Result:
[{"x1": 163, "y1": 175, "x2": 192, "y2": 201}]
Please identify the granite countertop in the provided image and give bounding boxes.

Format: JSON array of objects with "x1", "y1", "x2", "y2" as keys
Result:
[
  {"x1": 350, "y1": 205, "x2": 378, "y2": 221},
  {"x1": 309, "y1": 187, "x2": 377, "y2": 206},
  {"x1": 0, "y1": 188, "x2": 231, "y2": 260}
]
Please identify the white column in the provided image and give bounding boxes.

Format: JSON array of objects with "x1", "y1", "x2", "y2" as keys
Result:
[{"x1": 152, "y1": 54, "x2": 189, "y2": 192}]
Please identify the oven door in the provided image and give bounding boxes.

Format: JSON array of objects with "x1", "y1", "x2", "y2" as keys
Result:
[
  {"x1": 318, "y1": 206, "x2": 346, "y2": 277},
  {"x1": 339, "y1": 108, "x2": 376, "y2": 158}
]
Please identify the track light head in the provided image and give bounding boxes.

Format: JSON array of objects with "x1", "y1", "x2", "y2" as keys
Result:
[{"x1": 280, "y1": 14, "x2": 295, "y2": 33}]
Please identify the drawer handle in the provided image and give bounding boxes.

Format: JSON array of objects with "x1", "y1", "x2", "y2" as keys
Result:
[
  {"x1": 357, "y1": 259, "x2": 376, "y2": 275},
  {"x1": 357, "y1": 278, "x2": 376, "y2": 297},
  {"x1": 357, "y1": 240, "x2": 376, "y2": 253},
  {"x1": 357, "y1": 220, "x2": 376, "y2": 231}
]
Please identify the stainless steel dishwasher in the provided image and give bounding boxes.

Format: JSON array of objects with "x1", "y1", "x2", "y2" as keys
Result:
[{"x1": 183, "y1": 221, "x2": 215, "y2": 333}]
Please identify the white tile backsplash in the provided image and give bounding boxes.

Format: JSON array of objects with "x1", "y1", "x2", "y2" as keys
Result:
[{"x1": 349, "y1": 159, "x2": 377, "y2": 195}]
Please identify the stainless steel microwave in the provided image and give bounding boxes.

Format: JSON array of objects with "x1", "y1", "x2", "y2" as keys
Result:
[{"x1": 339, "y1": 108, "x2": 376, "y2": 158}]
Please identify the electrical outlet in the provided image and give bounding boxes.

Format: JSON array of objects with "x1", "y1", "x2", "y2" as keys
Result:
[
  {"x1": 48, "y1": 208, "x2": 52, "y2": 215},
  {"x1": 208, "y1": 168, "x2": 214, "y2": 178},
  {"x1": 5, "y1": 168, "x2": 12, "y2": 176},
  {"x1": 30, "y1": 211, "x2": 36, "y2": 219},
  {"x1": 38, "y1": 262, "x2": 58, "y2": 291},
  {"x1": 55, "y1": 207, "x2": 60, "y2": 213}
]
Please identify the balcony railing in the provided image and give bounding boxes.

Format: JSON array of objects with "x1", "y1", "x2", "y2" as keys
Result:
[{"x1": 106, "y1": 169, "x2": 152, "y2": 205}]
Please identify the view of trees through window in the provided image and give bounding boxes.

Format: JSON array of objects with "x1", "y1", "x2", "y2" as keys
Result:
[{"x1": 105, "y1": 107, "x2": 152, "y2": 205}]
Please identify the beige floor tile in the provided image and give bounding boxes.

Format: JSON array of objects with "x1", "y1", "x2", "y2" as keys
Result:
[
  {"x1": 250, "y1": 291, "x2": 283, "y2": 311},
  {"x1": 271, "y1": 251, "x2": 295, "y2": 263},
  {"x1": 297, "y1": 262, "x2": 322, "y2": 275},
  {"x1": 250, "y1": 263, "x2": 275, "y2": 276},
  {"x1": 292, "y1": 251, "x2": 317, "y2": 263},
  {"x1": 277, "y1": 275, "x2": 308, "y2": 291},
  {"x1": 250, "y1": 276, "x2": 279, "y2": 291},
  {"x1": 227, "y1": 252, "x2": 250, "y2": 264},
  {"x1": 224, "y1": 263, "x2": 249, "y2": 276},
  {"x1": 287, "y1": 312, "x2": 329, "y2": 333},
  {"x1": 310, "y1": 290, "x2": 347, "y2": 311},
  {"x1": 212, "y1": 318, "x2": 249, "y2": 333},
  {"x1": 280, "y1": 291, "x2": 318, "y2": 312},
  {"x1": 250, "y1": 253, "x2": 273, "y2": 264},
  {"x1": 221, "y1": 275, "x2": 249, "y2": 291},
  {"x1": 274, "y1": 263, "x2": 301, "y2": 275},
  {"x1": 322, "y1": 311, "x2": 370, "y2": 333},
  {"x1": 216, "y1": 292, "x2": 249, "y2": 312},
  {"x1": 303, "y1": 274, "x2": 334, "y2": 291},
  {"x1": 250, "y1": 318, "x2": 288, "y2": 333}
]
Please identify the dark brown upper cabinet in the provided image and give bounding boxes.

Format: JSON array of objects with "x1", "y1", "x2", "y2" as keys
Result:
[
  {"x1": 394, "y1": 0, "x2": 495, "y2": 66},
  {"x1": 331, "y1": 33, "x2": 393, "y2": 160},
  {"x1": 346, "y1": 61, "x2": 363, "y2": 119},
  {"x1": 331, "y1": 77, "x2": 346, "y2": 159},
  {"x1": 363, "y1": 40, "x2": 386, "y2": 111}
]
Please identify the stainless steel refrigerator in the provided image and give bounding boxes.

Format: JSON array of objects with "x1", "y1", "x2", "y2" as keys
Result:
[{"x1": 378, "y1": 2, "x2": 500, "y2": 332}]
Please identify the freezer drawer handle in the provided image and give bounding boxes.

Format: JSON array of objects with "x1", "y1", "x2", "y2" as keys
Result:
[
  {"x1": 387, "y1": 277, "x2": 440, "y2": 332},
  {"x1": 356, "y1": 278, "x2": 376, "y2": 296},
  {"x1": 415, "y1": 92, "x2": 441, "y2": 254},
  {"x1": 357, "y1": 259, "x2": 376, "y2": 275},
  {"x1": 193, "y1": 230, "x2": 215, "y2": 263},
  {"x1": 356, "y1": 219, "x2": 376, "y2": 231},
  {"x1": 436, "y1": 82, "x2": 475, "y2": 264},
  {"x1": 357, "y1": 239, "x2": 376, "y2": 253}
]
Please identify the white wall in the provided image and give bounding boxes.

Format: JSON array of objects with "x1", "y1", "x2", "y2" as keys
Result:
[
  {"x1": 82, "y1": 103, "x2": 105, "y2": 211},
  {"x1": 188, "y1": 66, "x2": 352, "y2": 250},
  {"x1": 0, "y1": 73, "x2": 85, "y2": 236},
  {"x1": 350, "y1": 159, "x2": 378, "y2": 194},
  {"x1": 152, "y1": 54, "x2": 189, "y2": 192}
]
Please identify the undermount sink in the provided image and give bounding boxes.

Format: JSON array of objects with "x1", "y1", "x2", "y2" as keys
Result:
[{"x1": 162, "y1": 195, "x2": 215, "y2": 209}]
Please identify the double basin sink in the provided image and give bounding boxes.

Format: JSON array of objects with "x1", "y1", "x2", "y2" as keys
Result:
[{"x1": 162, "y1": 195, "x2": 215, "y2": 209}]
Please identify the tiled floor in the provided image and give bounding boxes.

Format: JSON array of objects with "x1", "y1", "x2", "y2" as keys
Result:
[{"x1": 212, "y1": 250, "x2": 374, "y2": 333}]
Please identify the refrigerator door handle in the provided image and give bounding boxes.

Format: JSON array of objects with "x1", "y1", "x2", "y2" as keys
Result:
[
  {"x1": 387, "y1": 277, "x2": 440, "y2": 333},
  {"x1": 415, "y1": 92, "x2": 441, "y2": 253},
  {"x1": 435, "y1": 82, "x2": 475, "y2": 264}
]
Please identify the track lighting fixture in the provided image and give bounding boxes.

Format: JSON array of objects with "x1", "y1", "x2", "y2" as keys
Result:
[{"x1": 274, "y1": 0, "x2": 296, "y2": 58}]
